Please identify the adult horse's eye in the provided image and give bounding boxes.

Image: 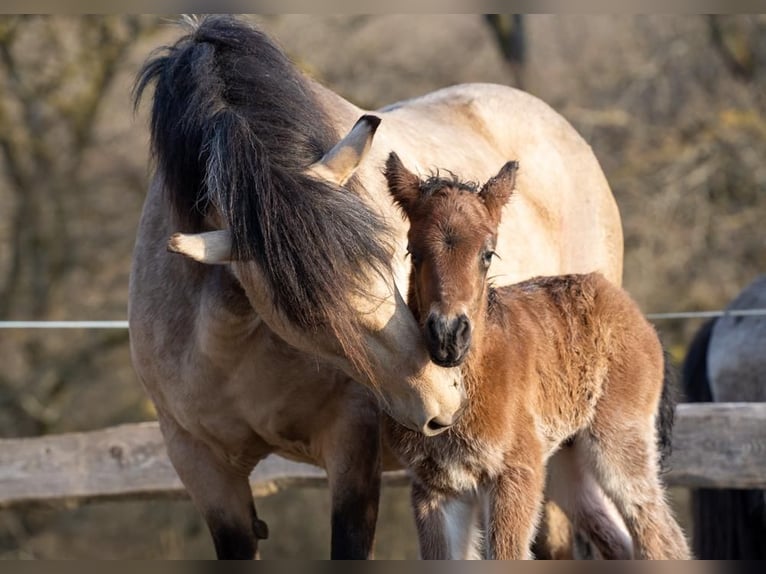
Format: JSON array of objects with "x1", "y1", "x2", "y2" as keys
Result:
[
  {"x1": 407, "y1": 246, "x2": 420, "y2": 265},
  {"x1": 481, "y1": 250, "x2": 495, "y2": 268}
]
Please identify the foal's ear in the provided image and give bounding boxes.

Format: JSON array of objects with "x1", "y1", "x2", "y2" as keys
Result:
[
  {"x1": 308, "y1": 114, "x2": 381, "y2": 186},
  {"x1": 384, "y1": 152, "x2": 421, "y2": 216},
  {"x1": 479, "y1": 160, "x2": 519, "y2": 220}
]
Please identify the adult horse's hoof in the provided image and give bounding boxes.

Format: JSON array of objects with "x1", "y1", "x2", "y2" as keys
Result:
[{"x1": 253, "y1": 517, "x2": 269, "y2": 540}]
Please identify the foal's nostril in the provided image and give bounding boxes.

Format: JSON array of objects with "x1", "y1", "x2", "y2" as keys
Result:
[
  {"x1": 455, "y1": 314, "x2": 471, "y2": 345},
  {"x1": 426, "y1": 315, "x2": 441, "y2": 344}
]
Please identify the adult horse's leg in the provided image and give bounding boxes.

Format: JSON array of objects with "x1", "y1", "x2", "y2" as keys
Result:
[
  {"x1": 321, "y1": 390, "x2": 382, "y2": 559},
  {"x1": 159, "y1": 414, "x2": 268, "y2": 559}
]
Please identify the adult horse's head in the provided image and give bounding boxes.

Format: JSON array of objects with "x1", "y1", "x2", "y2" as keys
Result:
[
  {"x1": 135, "y1": 16, "x2": 464, "y2": 435},
  {"x1": 385, "y1": 152, "x2": 518, "y2": 367}
]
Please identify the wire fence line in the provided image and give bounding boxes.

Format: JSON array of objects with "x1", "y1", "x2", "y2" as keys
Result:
[
  {"x1": 645, "y1": 309, "x2": 766, "y2": 320},
  {"x1": 0, "y1": 321, "x2": 130, "y2": 329},
  {"x1": 1, "y1": 309, "x2": 766, "y2": 329}
]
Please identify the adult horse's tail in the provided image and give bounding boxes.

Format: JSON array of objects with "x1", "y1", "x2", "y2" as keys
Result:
[{"x1": 681, "y1": 318, "x2": 766, "y2": 559}]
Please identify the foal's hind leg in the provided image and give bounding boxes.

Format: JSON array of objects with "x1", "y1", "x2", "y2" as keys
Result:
[
  {"x1": 321, "y1": 390, "x2": 382, "y2": 559},
  {"x1": 546, "y1": 445, "x2": 633, "y2": 559},
  {"x1": 579, "y1": 423, "x2": 690, "y2": 559},
  {"x1": 160, "y1": 414, "x2": 268, "y2": 559}
]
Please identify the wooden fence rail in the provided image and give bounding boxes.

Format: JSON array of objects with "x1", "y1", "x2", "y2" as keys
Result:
[{"x1": 1, "y1": 403, "x2": 764, "y2": 507}]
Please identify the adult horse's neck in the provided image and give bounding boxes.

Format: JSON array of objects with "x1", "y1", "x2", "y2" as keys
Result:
[{"x1": 305, "y1": 79, "x2": 364, "y2": 136}]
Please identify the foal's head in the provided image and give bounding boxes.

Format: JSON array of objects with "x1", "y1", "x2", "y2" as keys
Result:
[{"x1": 385, "y1": 153, "x2": 518, "y2": 367}]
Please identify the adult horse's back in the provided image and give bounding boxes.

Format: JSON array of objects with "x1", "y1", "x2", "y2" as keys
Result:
[
  {"x1": 130, "y1": 16, "x2": 623, "y2": 558},
  {"x1": 682, "y1": 275, "x2": 766, "y2": 559}
]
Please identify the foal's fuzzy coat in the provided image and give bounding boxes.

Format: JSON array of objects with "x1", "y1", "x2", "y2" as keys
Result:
[{"x1": 383, "y1": 153, "x2": 690, "y2": 560}]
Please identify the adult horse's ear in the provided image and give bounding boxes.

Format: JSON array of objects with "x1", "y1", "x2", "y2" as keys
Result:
[
  {"x1": 479, "y1": 160, "x2": 519, "y2": 221},
  {"x1": 308, "y1": 114, "x2": 381, "y2": 186},
  {"x1": 384, "y1": 152, "x2": 421, "y2": 215},
  {"x1": 168, "y1": 230, "x2": 232, "y2": 264}
]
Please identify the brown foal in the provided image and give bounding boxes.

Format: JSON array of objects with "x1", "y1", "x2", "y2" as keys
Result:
[{"x1": 383, "y1": 153, "x2": 690, "y2": 560}]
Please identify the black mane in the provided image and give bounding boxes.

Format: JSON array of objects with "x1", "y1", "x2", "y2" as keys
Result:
[{"x1": 134, "y1": 16, "x2": 392, "y2": 364}]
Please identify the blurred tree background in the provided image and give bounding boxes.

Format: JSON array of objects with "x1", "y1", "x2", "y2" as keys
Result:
[{"x1": 0, "y1": 14, "x2": 764, "y2": 559}]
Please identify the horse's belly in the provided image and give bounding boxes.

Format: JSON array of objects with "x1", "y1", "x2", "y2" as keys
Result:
[{"x1": 536, "y1": 375, "x2": 605, "y2": 448}]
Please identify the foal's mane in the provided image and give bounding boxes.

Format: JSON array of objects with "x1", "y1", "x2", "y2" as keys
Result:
[
  {"x1": 134, "y1": 16, "x2": 392, "y2": 373},
  {"x1": 419, "y1": 171, "x2": 479, "y2": 198}
]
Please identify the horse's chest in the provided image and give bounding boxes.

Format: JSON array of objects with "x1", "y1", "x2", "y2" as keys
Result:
[{"x1": 394, "y1": 431, "x2": 504, "y2": 494}]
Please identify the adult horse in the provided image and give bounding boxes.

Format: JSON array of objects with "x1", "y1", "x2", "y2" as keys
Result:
[
  {"x1": 129, "y1": 16, "x2": 623, "y2": 559},
  {"x1": 682, "y1": 275, "x2": 766, "y2": 559}
]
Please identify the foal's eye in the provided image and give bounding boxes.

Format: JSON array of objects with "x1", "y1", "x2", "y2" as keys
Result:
[{"x1": 481, "y1": 250, "x2": 495, "y2": 268}]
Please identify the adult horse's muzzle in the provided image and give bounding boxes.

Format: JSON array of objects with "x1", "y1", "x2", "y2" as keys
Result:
[{"x1": 381, "y1": 357, "x2": 468, "y2": 437}]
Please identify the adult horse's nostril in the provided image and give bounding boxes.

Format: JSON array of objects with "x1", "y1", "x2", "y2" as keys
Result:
[{"x1": 426, "y1": 416, "x2": 453, "y2": 434}]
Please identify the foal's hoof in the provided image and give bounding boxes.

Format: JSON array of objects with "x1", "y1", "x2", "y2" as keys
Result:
[{"x1": 253, "y1": 518, "x2": 269, "y2": 540}]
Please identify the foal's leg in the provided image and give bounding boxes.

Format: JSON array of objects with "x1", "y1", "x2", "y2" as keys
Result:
[
  {"x1": 546, "y1": 445, "x2": 633, "y2": 559},
  {"x1": 411, "y1": 484, "x2": 482, "y2": 559},
  {"x1": 487, "y1": 441, "x2": 545, "y2": 560},
  {"x1": 160, "y1": 414, "x2": 268, "y2": 559},
  {"x1": 531, "y1": 500, "x2": 574, "y2": 559},
  {"x1": 321, "y1": 392, "x2": 382, "y2": 559},
  {"x1": 443, "y1": 493, "x2": 483, "y2": 559},
  {"x1": 580, "y1": 423, "x2": 690, "y2": 559}
]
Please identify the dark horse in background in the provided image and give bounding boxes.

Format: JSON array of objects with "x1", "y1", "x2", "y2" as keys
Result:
[
  {"x1": 682, "y1": 274, "x2": 766, "y2": 559},
  {"x1": 130, "y1": 15, "x2": 631, "y2": 558}
]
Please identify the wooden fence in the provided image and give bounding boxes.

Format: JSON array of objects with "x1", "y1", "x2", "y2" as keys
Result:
[{"x1": 1, "y1": 402, "x2": 765, "y2": 507}]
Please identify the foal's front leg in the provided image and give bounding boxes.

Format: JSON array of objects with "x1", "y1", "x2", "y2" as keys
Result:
[
  {"x1": 411, "y1": 481, "x2": 451, "y2": 559},
  {"x1": 411, "y1": 482, "x2": 482, "y2": 559},
  {"x1": 487, "y1": 450, "x2": 545, "y2": 559}
]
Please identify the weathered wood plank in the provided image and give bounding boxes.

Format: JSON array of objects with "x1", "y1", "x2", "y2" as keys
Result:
[
  {"x1": 0, "y1": 403, "x2": 763, "y2": 506},
  {"x1": 664, "y1": 403, "x2": 766, "y2": 489},
  {"x1": 0, "y1": 422, "x2": 407, "y2": 507}
]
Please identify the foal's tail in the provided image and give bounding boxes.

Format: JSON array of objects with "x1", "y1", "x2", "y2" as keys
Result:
[
  {"x1": 656, "y1": 346, "x2": 680, "y2": 473},
  {"x1": 681, "y1": 318, "x2": 716, "y2": 403},
  {"x1": 680, "y1": 318, "x2": 766, "y2": 559},
  {"x1": 656, "y1": 319, "x2": 716, "y2": 471}
]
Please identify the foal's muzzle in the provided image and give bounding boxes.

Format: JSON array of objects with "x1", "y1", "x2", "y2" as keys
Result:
[{"x1": 424, "y1": 312, "x2": 472, "y2": 367}]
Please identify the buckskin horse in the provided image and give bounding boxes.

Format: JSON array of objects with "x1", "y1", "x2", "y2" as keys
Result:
[
  {"x1": 130, "y1": 15, "x2": 624, "y2": 558},
  {"x1": 382, "y1": 154, "x2": 689, "y2": 559}
]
